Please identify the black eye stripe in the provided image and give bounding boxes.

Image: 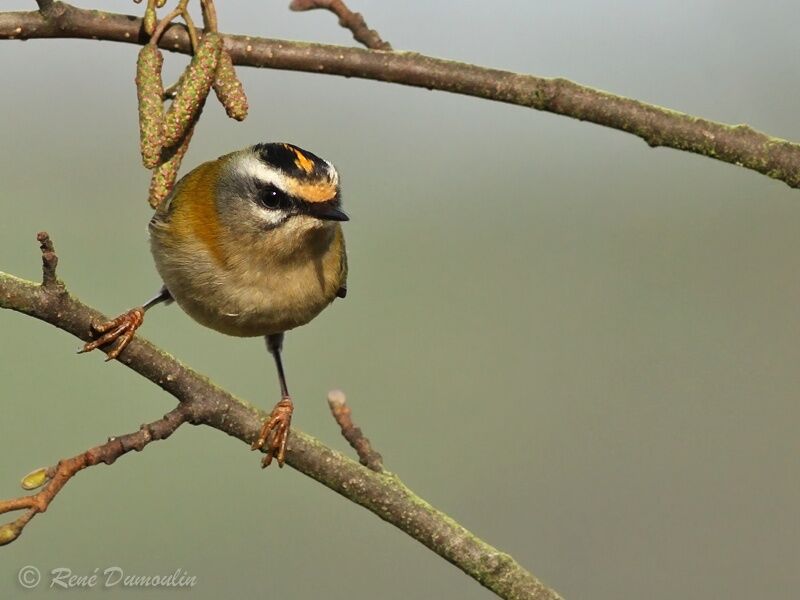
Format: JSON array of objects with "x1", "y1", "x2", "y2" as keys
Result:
[{"x1": 251, "y1": 178, "x2": 343, "y2": 220}]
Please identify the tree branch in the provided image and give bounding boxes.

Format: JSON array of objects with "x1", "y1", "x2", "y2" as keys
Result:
[
  {"x1": 0, "y1": 233, "x2": 562, "y2": 600},
  {"x1": 1, "y1": 2, "x2": 798, "y2": 189}
]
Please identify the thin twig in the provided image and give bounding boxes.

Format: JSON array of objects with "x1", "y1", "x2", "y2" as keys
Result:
[
  {"x1": 1, "y1": 4, "x2": 798, "y2": 189},
  {"x1": 0, "y1": 233, "x2": 561, "y2": 600},
  {"x1": 179, "y1": 0, "x2": 199, "y2": 53},
  {"x1": 289, "y1": 0, "x2": 391, "y2": 50},
  {"x1": 200, "y1": 0, "x2": 217, "y2": 32},
  {"x1": 150, "y1": 4, "x2": 183, "y2": 44},
  {"x1": 0, "y1": 406, "x2": 187, "y2": 545},
  {"x1": 327, "y1": 389, "x2": 383, "y2": 472}
]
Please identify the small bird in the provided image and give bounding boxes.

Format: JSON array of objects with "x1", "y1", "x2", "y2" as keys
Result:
[{"x1": 81, "y1": 142, "x2": 348, "y2": 467}]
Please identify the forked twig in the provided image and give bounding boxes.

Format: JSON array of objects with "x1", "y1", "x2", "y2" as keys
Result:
[
  {"x1": 289, "y1": 0, "x2": 391, "y2": 50},
  {"x1": 0, "y1": 407, "x2": 187, "y2": 545}
]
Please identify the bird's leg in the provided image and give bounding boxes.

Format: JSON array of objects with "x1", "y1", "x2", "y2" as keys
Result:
[
  {"x1": 79, "y1": 285, "x2": 172, "y2": 361},
  {"x1": 252, "y1": 333, "x2": 294, "y2": 468}
]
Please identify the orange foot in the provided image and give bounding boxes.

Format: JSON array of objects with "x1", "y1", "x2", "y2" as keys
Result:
[
  {"x1": 251, "y1": 397, "x2": 294, "y2": 468},
  {"x1": 79, "y1": 307, "x2": 144, "y2": 361}
]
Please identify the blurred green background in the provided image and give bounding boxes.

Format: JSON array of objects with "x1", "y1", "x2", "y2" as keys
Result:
[{"x1": 2, "y1": 1, "x2": 799, "y2": 598}]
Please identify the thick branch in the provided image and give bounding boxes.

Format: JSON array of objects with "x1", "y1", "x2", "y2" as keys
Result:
[
  {"x1": 0, "y1": 236, "x2": 561, "y2": 600},
  {"x1": 1, "y1": 4, "x2": 798, "y2": 189}
]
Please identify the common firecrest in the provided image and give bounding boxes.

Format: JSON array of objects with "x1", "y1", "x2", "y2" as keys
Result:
[{"x1": 81, "y1": 142, "x2": 349, "y2": 467}]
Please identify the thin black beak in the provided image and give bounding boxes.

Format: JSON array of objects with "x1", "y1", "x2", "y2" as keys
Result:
[{"x1": 313, "y1": 205, "x2": 349, "y2": 222}]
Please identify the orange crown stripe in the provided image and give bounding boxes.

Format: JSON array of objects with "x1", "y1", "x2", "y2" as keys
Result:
[
  {"x1": 286, "y1": 180, "x2": 338, "y2": 203},
  {"x1": 284, "y1": 144, "x2": 315, "y2": 174}
]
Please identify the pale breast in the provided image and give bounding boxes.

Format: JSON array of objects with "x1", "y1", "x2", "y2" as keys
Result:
[{"x1": 150, "y1": 216, "x2": 346, "y2": 337}]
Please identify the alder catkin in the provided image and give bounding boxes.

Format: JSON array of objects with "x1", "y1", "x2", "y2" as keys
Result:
[
  {"x1": 148, "y1": 123, "x2": 196, "y2": 209},
  {"x1": 163, "y1": 33, "x2": 222, "y2": 147},
  {"x1": 213, "y1": 49, "x2": 249, "y2": 121},
  {"x1": 135, "y1": 44, "x2": 165, "y2": 169}
]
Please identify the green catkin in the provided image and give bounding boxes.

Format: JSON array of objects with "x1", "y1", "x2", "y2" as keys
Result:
[
  {"x1": 135, "y1": 44, "x2": 165, "y2": 169},
  {"x1": 213, "y1": 48, "x2": 249, "y2": 121},
  {"x1": 162, "y1": 33, "x2": 222, "y2": 147},
  {"x1": 148, "y1": 122, "x2": 196, "y2": 209}
]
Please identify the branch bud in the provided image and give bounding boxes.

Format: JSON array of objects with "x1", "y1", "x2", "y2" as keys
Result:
[
  {"x1": 0, "y1": 522, "x2": 21, "y2": 546},
  {"x1": 143, "y1": 6, "x2": 157, "y2": 36},
  {"x1": 21, "y1": 467, "x2": 49, "y2": 491}
]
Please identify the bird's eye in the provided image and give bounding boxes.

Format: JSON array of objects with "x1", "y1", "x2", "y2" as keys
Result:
[{"x1": 258, "y1": 185, "x2": 290, "y2": 210}]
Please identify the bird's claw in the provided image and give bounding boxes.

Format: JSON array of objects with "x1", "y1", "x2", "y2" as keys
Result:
[
  {"x1": 252, "y1": 397, "x2": 293, "y2": 468},
  {"x1": 79, "y1": 307, "x2": 145, "y2": 361}
]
